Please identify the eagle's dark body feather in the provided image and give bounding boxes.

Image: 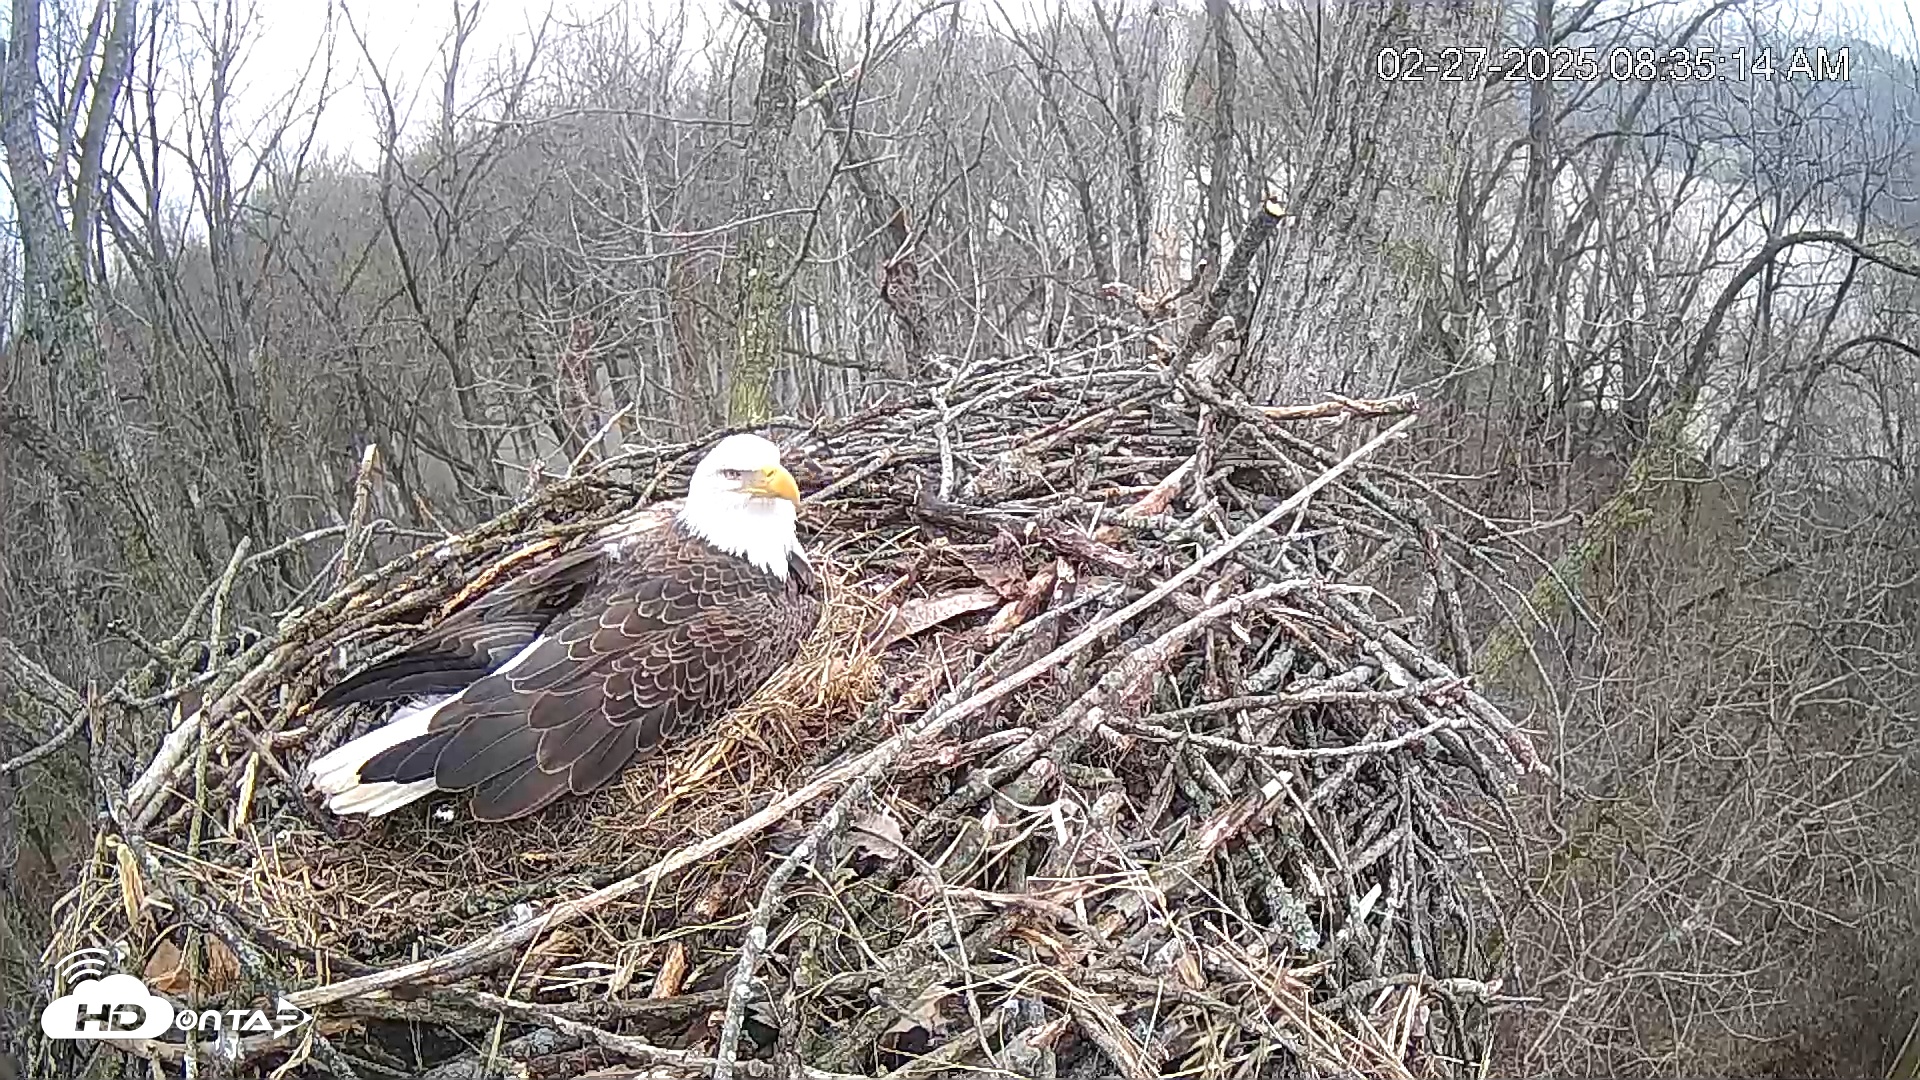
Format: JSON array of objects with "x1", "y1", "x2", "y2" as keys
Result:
[{"x1": 313, "y1": 519, "x2": 820, "y2": 821}]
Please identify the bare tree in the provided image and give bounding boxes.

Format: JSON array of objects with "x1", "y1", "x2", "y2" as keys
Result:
[{"x1": 2, "y1": 0, "x2": 164, "y2": 674}]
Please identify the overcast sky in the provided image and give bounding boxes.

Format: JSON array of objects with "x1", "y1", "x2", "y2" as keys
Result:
[
  {"x1": 242, "y1": 0, "x2": 626, "y2": 169},
  {"x1": 238, "y1": 0, "x2": 1918, "y2": 169}
]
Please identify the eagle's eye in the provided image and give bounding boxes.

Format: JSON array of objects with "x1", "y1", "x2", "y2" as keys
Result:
[{"x1": 719, "y1": 467, "x2": 748, "y2": 480}]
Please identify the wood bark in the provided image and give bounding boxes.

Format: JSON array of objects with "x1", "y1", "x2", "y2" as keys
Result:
[
  {"x1": 1145, "y1": 3, "x2": 1190, "y2": 295},
  {"x1": 728, "y1": 0, "x2": 806, "y2": 424},
  {"x1": 1199, "y1": 0, "x2": 1236, "y2": 278},
  {"x1": 69, "y1": 0, "x2": 137, "y2": 268}
]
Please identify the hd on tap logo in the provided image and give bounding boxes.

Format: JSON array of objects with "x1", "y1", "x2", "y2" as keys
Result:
[{"x1": 41, "y1": 946, "x2": 310, "y2": 1042}]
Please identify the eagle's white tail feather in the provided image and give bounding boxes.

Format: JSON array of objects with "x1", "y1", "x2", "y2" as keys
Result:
[
  {"x1": 326, "y1": 777, "x2": 439, "y2": 817},
  {"x1": 308, "y1": 633, "x2": 550, "y2": 818},
  {"x1": 307, "y1": 695, "x2": 452, "y2": 816},
  {"x1": 308, "y1": 695, "x2": 448, "y2": 793}
]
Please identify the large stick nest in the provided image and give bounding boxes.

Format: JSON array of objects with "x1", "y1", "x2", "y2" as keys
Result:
[{"x1": 29, "y1": 329, "x2": 1540, "y2": 1080}]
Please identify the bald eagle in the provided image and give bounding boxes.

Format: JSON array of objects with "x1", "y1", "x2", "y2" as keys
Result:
[{"x1": 305, "y1": 434, "x2": 821, "y2": 822}]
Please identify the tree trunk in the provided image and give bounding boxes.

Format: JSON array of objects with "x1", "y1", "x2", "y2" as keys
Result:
[
  {"x1": 728, "y1": 0, "x2": 805, "y2": 424},
  {"x1": 1145, "y1": 3, "x2": 1191, "y2": 295},
  {"x1": 1513, "y1": 0, "x2": 1556, "y2": 430},
  {"x1": 2, "y1": 0, "x2": 163, "y2": 671},
  {"x1": 1199, "y1": 0, "x2": 1236, "y2": 279},
  {"x1": 1094, "y1": 1, "x2": 1151, "y2": 280},
  {"x1": 69, "y1": 0, "x2": 137, "y2": 268},
  {"x1": 3, "y1": 0, "x2": 83, "y2": 349}
]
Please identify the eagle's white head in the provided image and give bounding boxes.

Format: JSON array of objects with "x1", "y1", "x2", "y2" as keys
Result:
[{"x1": 677, "y1": 433, "x2": 805, "y2": 578}]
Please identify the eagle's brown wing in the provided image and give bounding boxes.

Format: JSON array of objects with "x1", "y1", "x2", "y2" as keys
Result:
[
  {"x1": 310, "y1": 545, "x2": 608, "y2": 709},
  {"x1": 359, "y1": 528, "x2": 820, "y2": 821},
  {"x1": 311, "y1": 507, "x2": 676, "y2": 710}
]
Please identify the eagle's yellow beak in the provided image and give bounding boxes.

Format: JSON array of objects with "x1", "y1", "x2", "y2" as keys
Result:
[{"x1": 744, "y1": 464, "x2": 802, "y2": 506}]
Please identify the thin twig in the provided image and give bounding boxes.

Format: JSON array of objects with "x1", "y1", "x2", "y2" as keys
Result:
[
  {"x1": 0, "y1": 709, "x2": 86, "y2": 777},
  {"x1": 0, "y1": 638, "x2": 89, "y2": 777}
]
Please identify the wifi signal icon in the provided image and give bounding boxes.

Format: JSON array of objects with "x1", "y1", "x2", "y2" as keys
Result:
[{"x1": 56, "y1": 948, "x2": 116, "y2": 990}]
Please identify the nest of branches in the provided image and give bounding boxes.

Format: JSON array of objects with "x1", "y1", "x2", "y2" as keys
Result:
[{"x1": 29, "y1": 328, "x2": 1540, "y2": 1080}]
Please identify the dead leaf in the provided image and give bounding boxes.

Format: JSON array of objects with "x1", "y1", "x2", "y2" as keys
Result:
[
  {"x1": 145, "y1": 939, "x2": 187, "y2": 996},
  {"x1": 849, "y1": 809, "x2": 907, "y2": 861},
  {"x1": 1096, "y1": 460, "x2": 1196, "y2": 545},
  {"x1": 959, "y1": 530, "x2": 1029, "y2": 598},
  {"x1": 884, "y1": 983, "x2": 955, "y2": 1037},
  {"x1": 203, "y1": 936, "x2": 240, "y2": 992},
  {"x1": 144, "y1": 935, "x2": 240, "y2": 997},
  {"x1": 873, "y1": 587, "x2": 1003, "y2": 649},
  {"x1": 115, "y1": 843, "x2": 146, "y2": 931},
  {"x1": 984, "y1": 563, "x2": 1059, "y2": 642},
  {"x1": 1129, "y1": 459, "x2": 1194, "y2": 517},
  {"x1": 1151, "y1": 938, "x2": 1207, "y2": 991}
]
